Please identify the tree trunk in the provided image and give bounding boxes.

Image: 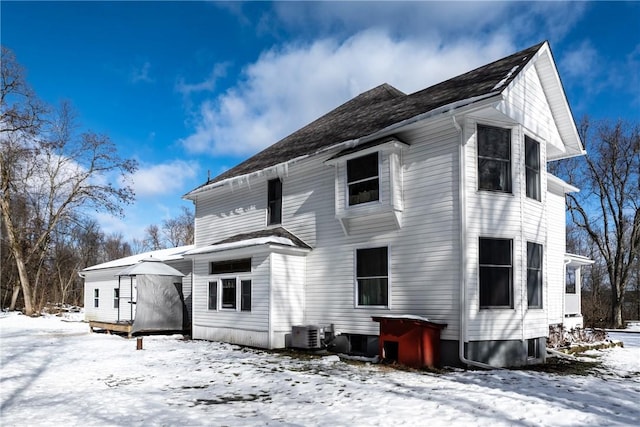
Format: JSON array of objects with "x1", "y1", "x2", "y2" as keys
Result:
[
  {"x1": 14, "y1": 253, "x2": 35, "y2": 315},
  {"x1": 9, "y1": 284, "x2": 21, "y2": 311},
  {"x1": 612, "y1": 287, "x2": 624, "y2": 328}
]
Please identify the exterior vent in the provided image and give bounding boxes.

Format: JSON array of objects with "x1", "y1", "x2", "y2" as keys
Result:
[{"x1": 291, "y1": 325, "x2": 323, "y2": 349}]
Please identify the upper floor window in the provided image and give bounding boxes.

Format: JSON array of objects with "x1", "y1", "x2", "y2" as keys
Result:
[
  {"x1": 356, "y1": 246, "x2": 388, "y2": 307},
  {"x1": 479, "y1": 237, "x2": 513, "y2": 308},
  {"x1": 347, "y1": 152, "x2": 379, "y2": 205},
  {"x1": 478, "y1": 125, "x2": 511, "y2": 193},
  {"x1": 527, "y1": 242, "x2": 543, "y2": 308},
  {"x1": 525, "y1": 136, "x2": 541, "y2": 201},
  {"x1": 268, "y1": 178, "x2": 282, "y2": 225}
]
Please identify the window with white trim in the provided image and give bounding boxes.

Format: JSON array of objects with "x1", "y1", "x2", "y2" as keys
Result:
[
  {"x1": 525, "y1": 136, "x2": 541, "y2": 201},
  {"x1": 347, "y1": 152, "x2": 379, "y2": 205},
  {"x1": 566, "y1": 266, "x2": 576, "y2": 294},
  {"x1": 478, "y1": 124, "x2": 511, "y2": 193},
  {"x1": 93, "y1": 289, "x2": 99, "y2": 308},
  {"x1": 208, "y1": 281, "x2": 217, "y2": 310},
  {"x1": 479, "y1": 238, "x2": 513, "y2": 308},
  {"x1": 356, "y1": 246, "x2": 388, "y2": 307},
  {"x1": 113, "y1": 288, "x2": 119, "y2": 309},
  {"x1": 221, "y1": 278, "x2": 237, "y2": 309},
  {"x1": 527, "y1": 242, "x2": 543, "y2": 308},
  {"x1": 241, "y1": 280, "x2": 252, "y2": 311},
  {"x1": 267, "y1": 178, "x2": 282, "y2": 225}
]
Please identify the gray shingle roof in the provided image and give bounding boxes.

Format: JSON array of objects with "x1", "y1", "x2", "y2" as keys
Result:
[
  {"x1": 194, "y1": 41, "x2": 545, "y2": 189},
  {"x1": 212, "y1": 227, "x2": 311, "y2": 249}
]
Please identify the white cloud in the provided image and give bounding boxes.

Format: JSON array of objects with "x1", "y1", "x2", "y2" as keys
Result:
[
  {"x1": 175, "y1": 62, "x2": 230, "y2": 97},
  {"x1": 130, "y1": 160, "x2": 200, "y2": 198},
  {"x1": 130, "y1": 61, "x2": 154, "y2": 84},
  {"x1": 560, "y1": 41, "x2": 599, "y2": 81},
  {"x1": 180, "y1": 29, "x2": 514, "y2": 157}
]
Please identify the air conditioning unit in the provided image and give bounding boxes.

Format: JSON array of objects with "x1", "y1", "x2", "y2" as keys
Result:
[{"x1": 291, "y1": 325, "x2": 323, "y2": 349}]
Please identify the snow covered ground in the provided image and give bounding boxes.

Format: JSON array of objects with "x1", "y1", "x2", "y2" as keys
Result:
[{"x1": 1, "y1": 313, "x2": 639, "y2": 426}]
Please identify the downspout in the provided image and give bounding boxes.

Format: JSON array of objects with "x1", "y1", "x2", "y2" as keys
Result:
[
  {"x1": 453, "y1": 116, "x2": 499, "y2": 370},
  {"x1": 117, "y1": 275, "x2": 121, "y2": 322}
]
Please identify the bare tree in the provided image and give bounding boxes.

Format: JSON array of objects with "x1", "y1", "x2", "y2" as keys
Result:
[
  {"x1": 144, "y1": 224, "x2": 163, "y2": 250},
  {"x1": 1, "y1": 47, "x2": 138, "y2": 315},
  {"x1": 553, "y1": 117, "x2": 639, "y2": 328},
  {"x1": 162, "y1": 206, "x2": 194, "y2": 247},
  {"x1": 101, "y1": 233, "x2": 133, "y2": 263}
]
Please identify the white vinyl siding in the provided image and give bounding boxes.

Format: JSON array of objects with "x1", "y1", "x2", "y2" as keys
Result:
[{"x1": 546, "y1": 187, "x2": 568, "y2": 324}]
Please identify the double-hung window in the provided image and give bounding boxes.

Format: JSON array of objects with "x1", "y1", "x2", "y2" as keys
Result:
[
  {"x1": 527, "y1": 242, "x2": 543, "y2": 308},
  {"x1": 241, "y1": 280, "x2": 252, "y2": 311},
  {"x1": 525, "y1": 136, "x2": 541, "y2": 201},
  {"x1": 479, "y1": 238, "x2": 513, "y2": 308},
  {"x1": 347, "y1": 152, "x2": 379, "y2": 205},
  {"x1": 221, "y1": 278, "x2": 237, "y2": 309},
  {"x1": 268, "y1": 179, "x2": 282, "y2": 225},
  {"x1": 478, "y1": 125, "x2": 511, "y2": 193},
  {"x1": 208, "y1": 281, "x2": 217, "y2": 310},
  {"x1": 356, "y1": 246, "x2": 388, "y2": 307}
]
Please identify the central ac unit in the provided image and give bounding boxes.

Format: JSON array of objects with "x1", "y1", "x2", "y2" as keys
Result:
[{"x1": 291, "y1": 325, "x2": 323, "y2": 349}]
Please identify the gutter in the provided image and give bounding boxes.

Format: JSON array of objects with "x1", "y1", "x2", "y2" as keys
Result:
[{"x1": 453, "y1": 115, "x2": 500, "y2": 370}]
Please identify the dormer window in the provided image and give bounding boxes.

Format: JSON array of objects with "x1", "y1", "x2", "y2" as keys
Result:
[{"x1": 347, "y1": 152, "x2": 379, "y2": 205}]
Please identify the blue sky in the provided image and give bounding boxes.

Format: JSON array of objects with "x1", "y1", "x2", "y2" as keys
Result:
[{"x1": 2, "y1": 1, "x2": 639, "y2": 243}]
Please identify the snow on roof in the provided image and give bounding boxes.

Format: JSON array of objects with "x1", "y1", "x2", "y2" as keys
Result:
[
  {"x1": 184, "y1": 237, "x2": 302, "y2": 256},
  {"x1": 115, "y1": 258, "x2": 186, "y2": 277},
  {"x1": 81, "y1": 245, "x2": 195, "y2": 272}
]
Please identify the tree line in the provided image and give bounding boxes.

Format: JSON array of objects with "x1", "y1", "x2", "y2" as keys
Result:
[
  {"x1": 2, "y1": 45, "x2": 638, "y2": 327},
  {"x1": 1, "y1": 46, "x2": 192, "y2": 314}
]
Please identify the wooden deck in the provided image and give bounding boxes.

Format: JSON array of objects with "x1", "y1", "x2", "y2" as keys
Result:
[{"x1": 89, "y1": 321, "x2": 133, "y2": 338}]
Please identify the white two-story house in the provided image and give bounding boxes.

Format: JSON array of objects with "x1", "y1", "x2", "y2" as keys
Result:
[{"x1": 183, "y1": 41, "x2": 587, "y2": 367}]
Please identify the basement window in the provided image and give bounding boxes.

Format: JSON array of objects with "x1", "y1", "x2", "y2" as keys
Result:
[{"x1": 527, "y1": 338, "x2": 540, "y2": 359}]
